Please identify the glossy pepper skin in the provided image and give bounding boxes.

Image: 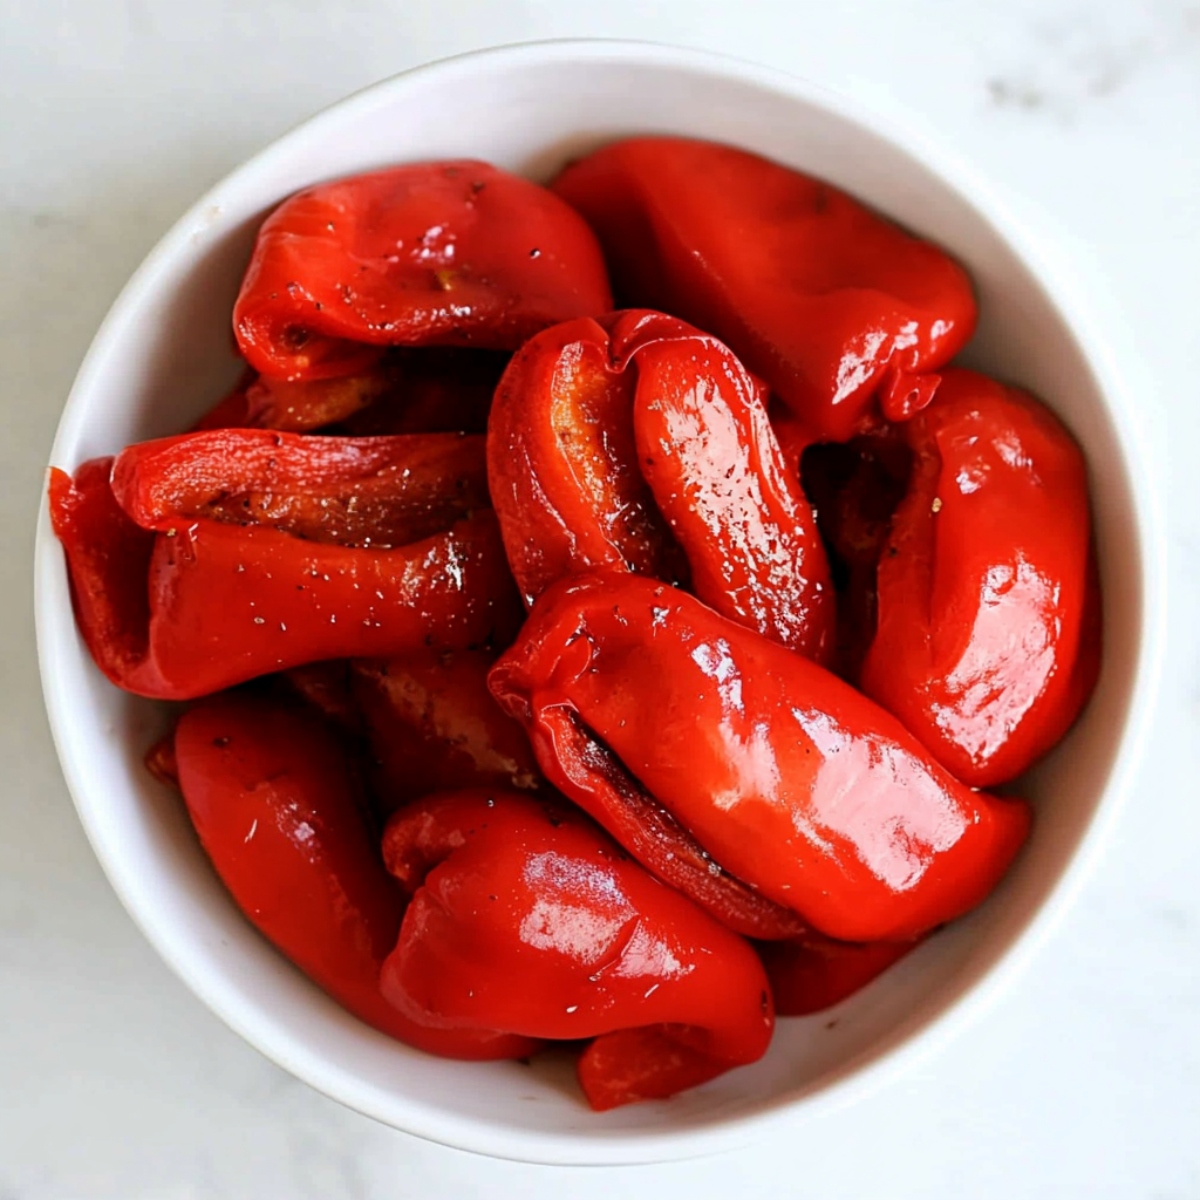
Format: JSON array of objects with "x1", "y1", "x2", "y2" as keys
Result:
[
  {"x1": 174, "y1": 691, "x2": 535, "y2": 1059},
  {"x1": 626, "y1": 310, "x2": 834, "y2": 661},
  {"x1": 379, "y1": 789, "x2": 774, "y2": 1110},
  {"x1": 233, "y1": 161, "x2": 613, "y2": 382},
  {"x1": 49, "y1": 457, "x2": 519, "y2": 700},
  {"x1": 502, "y1": 700, "x2": 805, "y2": 941},
  {"x1": 860, "y1": 369, "x2": 1100, "y2": 788},
  {"x1": 552, "y1": 138, "x2": 977, "y2": 442},
  {"x1": 490, "y1": 573, "x2": 1031, "y2": 943},
  {"x1": 352, "y1": 649, "x2": 541, "y2": 814},
  {"x1": 488, "y1": 310, "x2": 833, "y2": 659}
]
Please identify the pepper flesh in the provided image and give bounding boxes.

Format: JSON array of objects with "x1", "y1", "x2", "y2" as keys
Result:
[
  {"x1": 234, "y1": 161, "x2": 612, "y2": 381},
  {"x1": 552, "y1": 137, "x2": 976, "y2": 442},
  {"x1": 860, "y1": 368, "x2": 1100, "y2": 787},
  {"x1": 193, "y1": 349, "x2": 509, "y2": 437},
  {"x1": 624, "y1": 310, "x2": 834, "y2": 661},
  {"x1": 193, "y1": 364, "x2": 398, "y2": 433},
  {"x1": 487, "y1": 314, "x2": 678, "y2": 607},
  {"x1": 379, "y1": 789, "x2": 774, "y2": 1110},
  {"x1": 174, "y1": 691, "x2": 535, "y2": 1059},
  {"x1": 490, "y1": 572, "x2": 1031, "y2": 943},
  {"x1": 111, "y1": 429, "x2": 490, "y2": 549},
  {"x1": 352, "y1": 649, "x2": 541, "y2": 814}
]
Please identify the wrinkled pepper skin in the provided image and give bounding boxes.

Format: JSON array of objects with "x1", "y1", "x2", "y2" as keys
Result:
[
  {"x1": 352, "y1": 649, "x2": 541, "y2": 813},
  {"x1": 175, "y1": 692, "x2": 534, "y2": 1059},
  {"x1": 111, "y1": 429, "x2": 490, "y2": 549},
  {"x1": 490, "y1": 573, "x2": 1031, "y2": 943},
  {"x1": 488, "y1": 310, "x2": 833, "y2": 658},
  {"x1": 755, "y1": 932, "x2": 918, "y2": 1016},
  {"x1": 552, "y1": 138, "x2": 976, "y2": 442},
  {"x1": 50, "y1": 458, "x2": 519, "y2": 700},
  {"x1": 233, "y1": 161, "x2": 613, "y2": 382},
  {"x1": 379, "y1": 789, "x2": 774, "y2": 1110},
  {"x1": 486, "y1": 314, "x2": 677, "y2": 607},
  {"x1": 860, "y1": 369, "x2": 1100, "y2": 788}
]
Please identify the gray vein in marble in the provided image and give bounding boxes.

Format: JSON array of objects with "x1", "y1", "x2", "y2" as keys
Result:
[{"x1": 985, "y1": 0, "x2": 1200, "y2": 118}]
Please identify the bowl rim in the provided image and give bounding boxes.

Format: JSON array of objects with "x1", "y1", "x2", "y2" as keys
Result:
[{"x1": 33, "y1": 36, "x2": 1167, "y2": 1165}]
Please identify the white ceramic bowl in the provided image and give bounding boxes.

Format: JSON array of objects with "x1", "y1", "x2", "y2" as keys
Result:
[{"x1": 34, "y1": 40, "x2": 1162, "y2": 1165}]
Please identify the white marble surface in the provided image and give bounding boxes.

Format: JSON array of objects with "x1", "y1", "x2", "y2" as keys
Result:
[{"x1": 2, "y1": 1, "x2": 1197, "y2": 1196}]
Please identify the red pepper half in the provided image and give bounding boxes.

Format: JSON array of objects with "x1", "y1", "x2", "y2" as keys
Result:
[
  {"x1": 111, "y1": 429, "x2": 490, "y2": 548},
  {"x1": 50, "y1": 458, "x2": 518, "y2": 700},
  {"x1": 491, "y1": 573, "x2": 1031, "y2": 943},
  {"x1": 624, "y1": 310, "x2": 834, "y2": 660},
  {"x1": 553, "y1": 137, "x2": 977, "y2": 442},
  {"x1": 174, "y1": 691, "x2": 534, "y2": 1059},
  {"x1": 488, "y1": 310, "x2": 833, "y2": 657},
  {"x1": 379, "y1": 789, "x2": 773, "y2": 1110},
  {"x1": 860, "y1": 369, "x2": 1100, "y2": 787},
  {"x1": 234, "y1": 161, "x2": 613, "y2": 381},
  {"x1": 352, "y1": 649, "x2": 541, "y2": 814}
]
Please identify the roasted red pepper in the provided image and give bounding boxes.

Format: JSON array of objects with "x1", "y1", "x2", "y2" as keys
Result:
[
  {"x1": 111, "y1": 429, "x2": 490, "y2": 549},
  {"x1": 499, "y1": 700, "x2": 804, "y2": 941},
  {"x1": 625, "y1": 310, "x2": 834, "y2": 660},
  {"x1": 174, "y1": 691, "x2": 535, "y2": 1059},
  {"x1": 490, "y1": 573, "x2": 1031, "y2": 943},
  {"x1": 234, "y1": 161, "x2": 612, "y2": 381},
  {"x1": 379, "y1": 789, "x2": 773, "y2": 1110},
  {"x1": 352, "y1": 649, "x2": 541, "y2": 814},
  {"x1": 553, "y1": 138, "x2": 976, "y2": 442},
  {"x1": 488, "y1": 310, "x2": 833, "y2": 658},
  {"x1": 49, "y1": 451, "x2": 518, "y2": 700},
  {"x1": 860, "y1": 369, "x2": 1100, "y2": 787}
]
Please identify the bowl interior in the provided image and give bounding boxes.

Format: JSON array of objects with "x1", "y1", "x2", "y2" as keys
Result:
[{"x1": 35, "y1": 42, "x2": 1151, "y2": 1165}]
